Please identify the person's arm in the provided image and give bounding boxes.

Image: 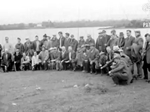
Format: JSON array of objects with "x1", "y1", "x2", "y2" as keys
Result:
[
  {"x1": 110, "y1": 62, "x2": 124, "y2": 73},
  {"x1": 44, "y1": 50, "x2": 49, "y2": 61}
]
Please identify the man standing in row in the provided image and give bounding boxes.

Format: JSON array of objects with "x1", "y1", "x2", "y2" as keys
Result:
[
  {"x1": 15, "y1": 38, "x2": 24, "y2": 54},
  {"x1": 58, "y1": 32, "x2": 65, "y2": 48},
  {"x1": 33, "y1": 35, "x2": 42, "y2": 54}
]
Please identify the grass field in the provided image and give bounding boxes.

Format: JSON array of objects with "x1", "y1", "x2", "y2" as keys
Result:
[{"x1": 0, "y1": 70, "x2": 150, "y2": 112}]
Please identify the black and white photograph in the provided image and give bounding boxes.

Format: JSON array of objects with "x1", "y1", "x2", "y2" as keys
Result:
[{"x1": 0, "y1": 0, "x2": 150, "y2": 111}]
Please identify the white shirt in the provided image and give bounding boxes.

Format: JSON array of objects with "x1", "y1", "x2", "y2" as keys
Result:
[{"x1": 32, "y1": 55, "x2": 40, "y2": 66}]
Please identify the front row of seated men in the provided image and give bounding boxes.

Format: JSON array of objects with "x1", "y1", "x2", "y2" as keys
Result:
[{"x1": 0, "y1": 44, "x2": 133, "y2": 86}]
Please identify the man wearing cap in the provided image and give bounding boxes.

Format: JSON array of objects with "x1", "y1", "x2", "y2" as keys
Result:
[
  {"x1": 117, "y1": 32, "x2": 125, "y2": 48},
  {"x1": 88, "y1": 43, "x2": 99, "y2": 74},
  {"x1": 64, "y1": 33, "x2": 71, "y2": 50},
  {"x1": 15, "y1": 38, "x2": 24, "y2": 54},
  {"x1": 96, "y1": 30, "x2": 110, "y2": 52},
  {"x1": 108, "y1": 52, "x2": 133, "y2": 85},
  {"x1": 85, "y1": 34, "x2": 95, "y2": 46},
  {"x1": 58, "y1": 32, "x2": 65, "y2": 48},
  {"x1": 33, "y1": 35, "x2": 42, "y2": 54},
  {"x1": 24, "y1": 38, "x2": 34, "y2": 57},
  {"x1": 78, "y1": 36, "x2": 85, "y2": 48},
  {"x1": 51, "y1": 35, "x2": 59, "y2": 48},
  {"x1": 1, "y1": 49, "x2": 13, "y2": 72},
  {"x1": 106, "y1": 30, "x2": 118, "y2": 50},
  {"x1": 124, "y1": 30, "x2": 135, "y2": 59},
  {"x1": 38, "y1": 46, "x2": 49, "y2": 70},
  {"x1": 70, "y1": 35, "x2": 78, "y2": 52},
  {"x1": 131, "y1": 31, "x2": 143, "y2": 78},
  {"x1": 41, "y1": 34, "x2": 48, "y2": 46},
  {"x1": 3, "y1": 37, "x2": 14, "y2": 54}
]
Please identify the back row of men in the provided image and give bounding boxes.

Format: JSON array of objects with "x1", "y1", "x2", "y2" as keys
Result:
[{"x1": 0, "y1": 30, "x2": 150, "y2": 85}]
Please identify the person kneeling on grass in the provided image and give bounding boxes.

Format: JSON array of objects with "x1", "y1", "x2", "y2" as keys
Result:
[
  {"x1": 14, "y1": 49, "x2": 22, "y2": 71},
  {"x1": 21, "y1": 53, "x2": 30, "y2": 71},
  {"x1": 61, "y1": 46, "x2": 69, "y2": 70},
  {"x1": 108, "y1": 51, "x2": 133, "y2": 85},
  {"x1": 32, "y1": 51, "x2": 41, "y2": 71},
  {"x1": 38, "y1": 46, "x2": 49, "y2": 70},
  {"x1": 1, "y1": 49, "x2": 13, "y2": 72}
]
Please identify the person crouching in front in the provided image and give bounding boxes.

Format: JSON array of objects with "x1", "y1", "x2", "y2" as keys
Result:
[
  {"x1": 61, "y1": 46, "x2": 69, "y2": 70},
  {"x1": 32, "y1": 51, "x2": 41, "y2": 71},
  {"x1": 108, "y1": 51, "x2": 133, "y2": 85},
  {"x1": 1, "y1": 49, "x2": 13, "y2": 72},
  {"x1": 14, "y1": 49, "x2": 22, "y2": 71},
  {"x1": 89, "y1": 43, "x2": 99, "y2": 74},
  {"x1": 38, "y1": 46, "x2": 49, "y2": 70},
  {"x1": 21, "y1": 53, "x2": 30, "y2": 71}
]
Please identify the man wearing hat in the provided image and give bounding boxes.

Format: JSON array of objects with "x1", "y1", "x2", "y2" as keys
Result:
[
  {"x1": 88, "y1": 43, "x2": 99, "y2": 74},
  {"x1": 64, "y1": 33, "x2": 71, "y2": 50},
  {"x1": 106, "y1": 30, "x2": 118, "y2": 50},
  {"x1": 38, "y1": 46, "x2": 49, "y2": 70},
  {"x1": 24, "y1": 38, "x2": 34, "y2": 57},
  {"x1": 85, "y1": 34, "x2": 95, "y2": 46},
  {"x1": 51, "y1": 35, "x2": 59, "y2": 48},
  {"x1": 96, "y1": 30, "x2": 110, "y2": 52},
  {"x1": 78, "y1": 36, "x2": 85, "y2": 48},
  {"x1": 70, "y1": 35, "x2": 78, "y2": 52},
  {"x1": 33, "y1": 35, "x2": 42, "y2": 54},
  {"x1": 131, "y1": 31, "x2": 143, "y2": 78},
  {"x1": 108, "y1": 51, "x2": 133, "y2": 85},
  {"x1": 58, "y1": 32, "x2": 65, "y2": 48},
  {"x1": 15, "y1": 37, "x2": 24, "y2": 54},
  {"x1": 117, "y1": 32, "x2": 125, "y2": 48}
]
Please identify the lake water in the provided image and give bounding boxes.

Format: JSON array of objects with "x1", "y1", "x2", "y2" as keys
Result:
[{"x1": 0, "y1": 27, "x2": 150, "y2": 46}]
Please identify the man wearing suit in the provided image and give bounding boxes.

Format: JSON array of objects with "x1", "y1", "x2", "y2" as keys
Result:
[
  {"x1": 61, "y1": 46, "x2": 69, "y2": 70},
  {"x1": 33, "y1": 35, "x2": 42, "y2": 54},
  {"x1": 1, "y1": 49, "x2": 13, "y2": 72},
  {"x1": 64, "y1": 33, "x2": 71, "y2": 50},
  {"x1": 58, "y1": 32, "x2": 65, "y2": 48},
  {"x1": 143, "y1": 33, "x2": 150, "y2": 81},
  {"x1": 70, "y1": 35, "x2": 78, "y2": 52},
  {"x1": 85, "y1": 34, "x2": 95, "y2": 46},
  {"x1": 124, "y1": 30, "x2": 135, "y2": 59},
  {"x1": 15, "y1": 38, "x2": 24, "y2": 54},
  {"x1": 78, "y1": 36, "x2": 85, "y2": 48},
  {"x1": 96, "y1": 30, "x2": 110, "y2": 52}
]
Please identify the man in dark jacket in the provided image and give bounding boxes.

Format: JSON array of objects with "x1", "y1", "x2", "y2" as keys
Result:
[
  {"x1": 15, "y1": 38, "x2": 24, "y2": 54},
  {"x1": 58, "y1": 32, "x2": 65, "y2": 48},
  {"x1": 117, "y1": 32, "x2": 125, "y2": 48},
  {"x1": 70, "y1": 35, "x2": 78, "y2": 52},
  {"x1": 24, "y1": 38, "x2": 34, "y2": 57},
  {"x1": 33, "y1": 35, "x2": 42, "y2": 54},
  {"x1": 143, "y1": 33, "x2": 150, "y2": 81},
  {"x1": 1, "y1": 49, "x2": 13, "y2": 72},
  {"x1": 14, "y1": 49, "x2": 22, "y2": 71},
  {"x1": 78, "y1": 36, "x2": 85, "y2": 48},
  {"x1": 96, "y1": 30, "x2": 110, "y2": 52},
  {"x1": 64, "y1": 33, "x2": 71, "y2": 50}
]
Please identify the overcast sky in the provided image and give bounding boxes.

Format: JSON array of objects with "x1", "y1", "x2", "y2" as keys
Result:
[{"x1": 0, "y1": 0, "x2": 149, "y2": 24}]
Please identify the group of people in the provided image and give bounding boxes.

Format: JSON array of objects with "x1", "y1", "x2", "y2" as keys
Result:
[{"x1": 0, "y1": 29, "x2": 150, "y2": 85}]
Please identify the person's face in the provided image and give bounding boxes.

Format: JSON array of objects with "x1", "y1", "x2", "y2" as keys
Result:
[
  {"x1": 23, "y1": 53, "x2": 26, "y2": 57},
  {"x1": 58, "y1": 33, "x2": 62, "y2": 37},
  {"x1": 42, "y1": 47, "x2": 45, "y2": 51},
  {"x1": 34, "y1": 52, "x2": 37, "y2": 56},
  {"x1": 87, "y1": 36, "x2": 91, "y2": 40},
  {"x1": 120, "y1": 34, "x2": 124, "y2": 38},
  {"x1": 71, "y1": 36, "x2": 74, "y2": 39},
  {"x1": 53, "y1": 36, "x2": 56, "y2": 39},
  {"x1": 5, "y1": 38, "x2": 9, "y2": 43},
  {"x1": 135, "y1": 32, "x2": 140, "y2": 37},
  {"x1": 18, "y1": 39, "x2": 21, "y2": 43},
  {"x1": 111, "y1": 32, "x2": 115, "y2": 35},
  {"x1": 127, "y1": 31, "x2": 131, "y2": 37},
  {"x1": 35, "y1": 36, "x2": 39, "y2": 40},
  {"x1": 146, "y1": 35, "x2": 150, "y2": 42},
  {"x1": 65, "y1": 34, "x2": 69, "y2": 38},
  {"x1": 106, "y1": 47, "x2": 111, "y2": 53}
]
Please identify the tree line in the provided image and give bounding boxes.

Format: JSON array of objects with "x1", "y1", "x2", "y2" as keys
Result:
[{"x1": 0, "y1": 19, "x2": 147, "y2": 30}]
